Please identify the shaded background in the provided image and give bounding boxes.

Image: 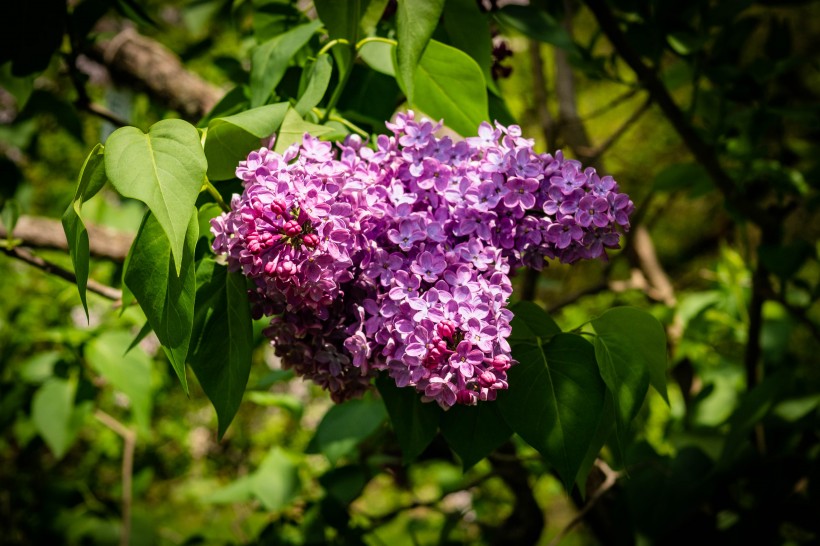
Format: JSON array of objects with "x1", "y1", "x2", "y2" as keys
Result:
[{"x1": 1, "y1": 0, "x2": 819, "y2": 544}]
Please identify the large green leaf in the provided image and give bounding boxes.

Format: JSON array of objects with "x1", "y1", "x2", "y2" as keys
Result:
[
  {"x1": 376, "y1": 374, "x2": 442, "y2": 463},
  {"x1": 396, "y1": 0, "x2": 445, "y2": 102},
  {"x1": 310, "y1": 397, "x2": 386, "y2": 465},
  {"x1": 294, "y1": 54, "x2": 333, "y2": 117},
  {"x1": 313, "y1": 0, "x2": 359, "y2": 75},
  {"x1": 412, "y1": 40, "x2": 489, "y2": 137},
  {"x1": 272, "y1": 107, "x2": 336, "y2": 153},
  {"x1": 204, "y1": 102, "x2": 289, "y2": 180},
  {"x1": 85, "y1": 330, "x2": 153, "y2": 432},
  {"x1": 31, "y1": 377, "x2": 90, "y2": 460},
  {"x1": 250, "y1": 19, "x2": 323, "y2": 108},
  {"x1": 508, "y1": 300, "x2": 562, "y2": 344},
  {"x1": 440, "y1": 402, "x2": 512, "y2": 470},
  {"x1": 442, "y1": 0, "x2": 497, "y2": 93},
  {"x1": 124, "y1": 211, "x2": 198, "y2": 394},
  {"x1": 189, "y1": 259, "x2": 253, "y2": 439},
  {"x1": 592, "y1": 306, "x2": 668, "y2": 404},
  {"x1": 104, "y1": 119, "x2": 206, "y2": 274},
  {"x1": 61, "y1": 143, "x2": 107, "y2": 319},
  {"x1": 498, "y1": 334, "x2": 606, "y2": 490}
]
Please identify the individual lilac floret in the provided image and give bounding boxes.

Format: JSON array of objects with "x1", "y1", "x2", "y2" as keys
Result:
[{"x1": 211, "y1": 111, "x2": 633, "y2": 408}]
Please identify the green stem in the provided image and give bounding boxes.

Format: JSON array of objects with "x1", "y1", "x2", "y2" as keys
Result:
[
  {"x1": 313, "y1": 108, "x2": 369, "y2": 138},
  {"x1": 203, "y1": 178, "x2": 230, "y2": 212},
  {"x1": 320, "y1": 47, "x2": 355, "y2": 124},
  {"x1": 355, "y1": 36, "x2": 397, "y2": 50},
  {"x1": 317, "y1": 38, "x2": 351, "y2": 57}
]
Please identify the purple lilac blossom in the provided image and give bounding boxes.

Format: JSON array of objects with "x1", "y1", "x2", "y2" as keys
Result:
[{"x1": 211, "y1": 112, "x2": 633, "y2": 408}]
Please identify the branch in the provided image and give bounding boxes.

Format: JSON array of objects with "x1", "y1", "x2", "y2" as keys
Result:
[
  {"x1": 1, "y1": 245, "x2": 122, "y2": 301},
  {"x1": 0, "y1": 215, "x2": 132, "y2": 262},
  {"x1": 582, "y1": 0, "x2": 770, "y2": 228},
  {"x1": 581, "y1": 87, "x2": 640, "y2": 120},
  {"x1": 88, "y1": 27, "x2": 223, "y2": 121},
  {"x1": 577, "y1": 97, "x2": 653, "y2": 165},
  {"x1": 79, "y1": 101, "x2": 130, "y2": 128},
  {"x1": 547, "y1": 459, "x2": 620, "y2": 546},
  {"x1": 95, "y1": 410, "x2": 136, "y2": 546}
]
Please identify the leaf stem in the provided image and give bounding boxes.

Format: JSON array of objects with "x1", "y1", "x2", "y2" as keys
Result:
[
  {"x1": 313, "y1": 108, "x2": 369, "y2": 138},
  {"x1": 203, "y1": 178, "x2": 230, "y2": 212},
  {"x1": 355, "y1": 36, "x2": 398, "y2": 50},
  {"x1": 317, "y1": 38, "x2": 351, "y2": 57}
]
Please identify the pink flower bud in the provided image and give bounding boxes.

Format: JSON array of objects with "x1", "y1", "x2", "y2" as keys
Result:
[
  {"x1": 302, "y1": 233, "x2": 320, "y2": 247},
  {"x1": 283, "y1": 220, "x2": 302, "y2": 237},
  {"x1": 457, "y1": 389, "x2": 477, "y2": 405}
]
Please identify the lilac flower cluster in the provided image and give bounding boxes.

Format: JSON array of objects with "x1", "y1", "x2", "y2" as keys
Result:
[{"x1": 211, "y1": 112, "x2": 633, "y2": 408}]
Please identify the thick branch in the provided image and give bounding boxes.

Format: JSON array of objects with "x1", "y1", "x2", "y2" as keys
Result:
[
  {"x1": 0, "y1": 215, "x2": 132, "y2": 262},
  {"x1": 88, "y1": 27, "x2": 222, "y2": 121}
]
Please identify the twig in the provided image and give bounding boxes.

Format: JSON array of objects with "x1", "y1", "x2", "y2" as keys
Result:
[
  {"x1": 1, "y1": 245, "x2": 122, "y2": 301},
  {"x1": 95, "y1": 410, "x2": 136, "y2": 546},
  {"x1": 547, "y1": 459, "x2": 620, "y2": 546},
  {"x1": 581, "y1": 87, "x2": 640, "y2": 121},
  {"x1": 0, "y1": 215, "x2": 132, "y2": 261},
  {"x1": 580, "y1": 97, "x2": 652, "y2": 165},
  {"x1": 79, "y1": 101, "x2": 130, "y2": 128},
  {"x1": 583, "y1": 0, "x2": 771, "y2": 229}
]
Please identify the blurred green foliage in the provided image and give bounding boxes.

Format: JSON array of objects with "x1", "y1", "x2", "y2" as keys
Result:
[{"x1": 1, "y1": 0, "x2": 819, "y2": 545}]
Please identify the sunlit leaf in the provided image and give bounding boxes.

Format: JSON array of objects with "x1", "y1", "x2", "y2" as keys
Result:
[
  {"x1": 294, "y1": 54, "x2": 333, "y2": 117},
  {"x1": 272, "y1": 107, "x2": 335, "y2": 153},
  {"x1": 61, "y1": 143, "x2": 106, "y2": 319},
  {"x1": 105, "y1": 119, "x2": 206, "y2": 274},
  {"x1": 250, "y1": 19, "x2": 323, "y2": 108},
  {"x1": 412, "y1": 40, "x2": 489, "y2": 137},
  {"x1": 204, "y1": 102, "x2": 288, "y2": 180},
  {"x1": 396, "y1": 0, "x2": 445, "y2": 102}
]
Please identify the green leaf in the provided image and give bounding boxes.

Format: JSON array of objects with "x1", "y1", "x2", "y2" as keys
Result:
[
  {"x1": 124, "y1": 211, "x2": 198, "y2": 394},
  {"x1": 494, "y1": 5, "x2": 576, "y2": 51},
  {"x1": 319, "y1": 465, "x2": 367, "y2": 505},
  {"x1": 86, "y1": 330, "x2": 154, "y2": 431},
  {"x1": 442, "y1": 0, "x2": 498, "y2": 93},
  {"x1": 204, "y1": 102, "x2": 289, "y2": 180},
  {"x1": 294, "y1": 54, "x2": 333, "y2": 117},
  {"x1": 313, "y1": 0, "x2": 359, "y2": 74},
  {"x1": 591, "y1": 307, "x2": 668, "y2": 404},
  {"x1": 412, "y1": 40, "x2": 489, "y2": 137},
  {"x1": 273, "y1": 107, "x2": 335, "y2": 153},
  {"x1": 440, "y1": 402, "x2": 512, "y2": 470},
  {"x1": 508, "y1": 300, "x2": 561, "y2": 344},
  {"x1": 574, "y1": 392, "x2": 615, "y2": 497},
  {"x1": 652, "y1": 162, "x2": 710, "y2": 194},
  {"x1": 61, "y1": 143, "x2": 107, "y2": 319},
  {"x1": 204, "y1": 447, "x2": 301, "y2": 510},
  {"x1": 359, "y1": 41, "x2": 396, "y2": 77},
  {"x1": 311, "y1": 397, "x2": 386, "y2": 465},
  {"x1": 250, "y1": 19, "x2": 323, "y2": 108},
  {"x1": 189, "y1": 259, "x2": 253, "y2": 439},
  {"x1": 251, "y1": 447, "x2": 301, "y2": 511},
  {"x1": 396, "y1": 0, "x2": 445, "y2": 102},
  {"x1": 360, "y1": 0, "x2": 390, "y2": 36},
  {"x1": 125, "y1": 321, "x2": 153, "y2": 355},
  {"x1": 31, "y1": 377, "x2": 90, "y2": 459},
  {"x1": 104, "y1": 119, "x2": 206, "y2": 274},
  {"x1": 376, "y1": 374, "x2": 442, "y2": 463},
  {"x1": 497, "y1": 334, "x2": 606, "y2": 490}
]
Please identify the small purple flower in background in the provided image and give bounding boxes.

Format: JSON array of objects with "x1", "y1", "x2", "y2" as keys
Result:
[{"x1": 211, "y1": 110, "x2": 633, "y2": 408}]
